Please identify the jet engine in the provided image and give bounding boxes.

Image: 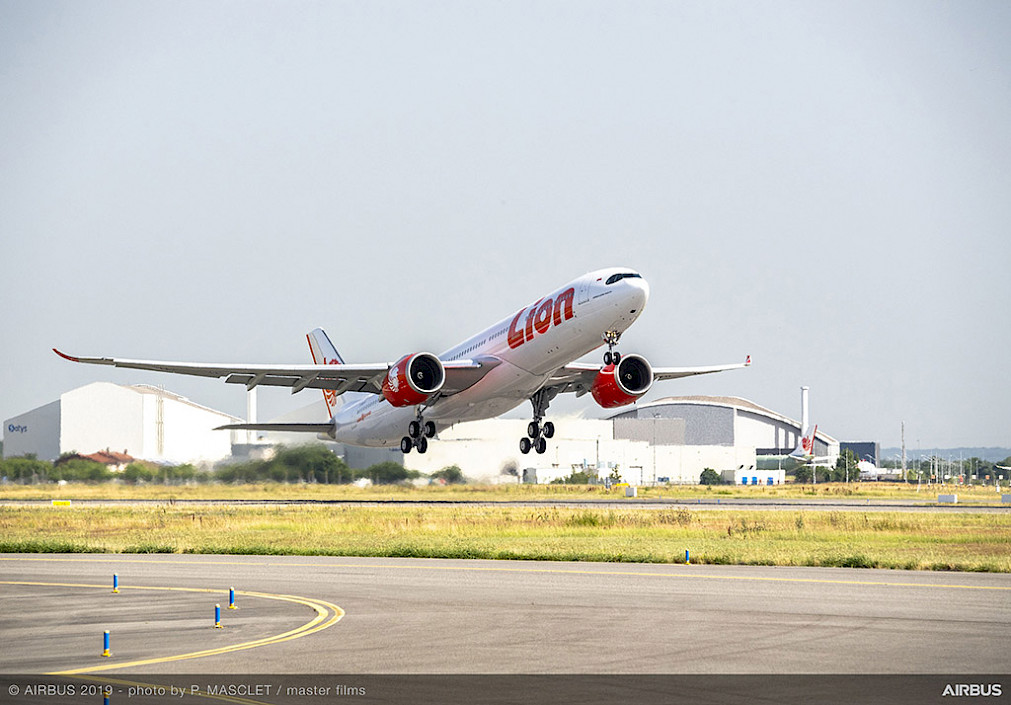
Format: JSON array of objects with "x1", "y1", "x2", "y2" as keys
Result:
[
  {"x1": 382, "y1": 353, "x2": 445, "y2": 407},
  {"x1": 590, "y1": 354, "x2": 654, "y2": 408}
]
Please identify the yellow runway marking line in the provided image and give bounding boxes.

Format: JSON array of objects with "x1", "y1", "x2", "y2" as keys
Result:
[
  {"x1": 0, "y1": 580, "x2": 344, "y2": 675},
  {"x1": 3, "y1": 554, "x2": 1010, "y2": 592}
]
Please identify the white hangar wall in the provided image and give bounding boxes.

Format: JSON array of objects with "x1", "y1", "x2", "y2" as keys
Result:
[
  {"x1": 3, "y1": 383, "x2": 241, "y2": 464},
  {"x1": 3, "y1": 400, "x2": 61, "y2": 462},
  {"x1": 60, "y1": 383, "x2": 145, "y2": 461}
]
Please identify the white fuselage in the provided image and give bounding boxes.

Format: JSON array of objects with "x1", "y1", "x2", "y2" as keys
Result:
[{"x1": 331, "y1": 268, "x2": 649, "y2": 447}]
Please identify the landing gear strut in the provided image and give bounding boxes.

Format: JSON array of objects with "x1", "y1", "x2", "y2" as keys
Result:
[
  {"x1": 602, "y1": 330, "x2": 623, "y2": 366},
  {"x1": 520, "y1": 389, "x2": 556, "y2": 455},
  {"x1": 401, "y1": 411, "x2": 436, "y2": 454}
]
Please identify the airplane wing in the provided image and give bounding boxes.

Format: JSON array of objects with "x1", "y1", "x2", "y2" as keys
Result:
[
  {"x1": 651, "y1": 355, "x2": 752, "y2": 382},
  {"x1": 52, "y1": 349, "x2": 492, "y2": 397},
  {"x1": 544, "y1": 356, "x2": 752, "y2": 397}
]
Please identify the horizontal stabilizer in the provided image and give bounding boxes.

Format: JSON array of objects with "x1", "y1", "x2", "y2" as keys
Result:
[{"x1": 216, "y1": 422, "x2": 335, "y2": 433}]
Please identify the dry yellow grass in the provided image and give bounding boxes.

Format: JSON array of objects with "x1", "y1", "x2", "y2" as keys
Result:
[{"x1": 2, "y1": 502, "x2": 1008, "y2": 572}]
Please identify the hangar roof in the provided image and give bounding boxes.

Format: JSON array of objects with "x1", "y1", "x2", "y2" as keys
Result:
[
  {"x1": 613, "y1": 395, "x2": 838, "y2": 445},
  {"x1": 127, "y1": 384, "x2": 242, "y2": 421}
]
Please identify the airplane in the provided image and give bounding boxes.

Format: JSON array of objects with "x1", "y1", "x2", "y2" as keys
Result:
[
  {"x1": 857, "y1": 460, "x2": 887, "y2": 481},
  {"x1": 54, "y1": 267, "x2": 750, "y2": 456},
  {"x1": 755, "y1": 425, "x2": 833, "y2": 472}
]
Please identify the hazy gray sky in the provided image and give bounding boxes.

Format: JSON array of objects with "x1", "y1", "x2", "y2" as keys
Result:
[{"x1": 2, "y1": 1, "x2": 1009, "y2": 450}]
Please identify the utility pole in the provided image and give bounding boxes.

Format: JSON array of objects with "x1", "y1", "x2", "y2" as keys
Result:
[
  {"x1": 901, "y1": 422, "x2": 907, "y2": 483},
  {"x1": 801, "y1": 386, "x2": 813, "y2": 485}
]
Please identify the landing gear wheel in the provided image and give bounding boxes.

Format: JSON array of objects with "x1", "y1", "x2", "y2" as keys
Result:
[
  {"x1": 542, "y1": 421, "x2": 555, "y2": 439},
  {"x1": 535, "y1": 437, "x2": 547, "y2": 454},
  {"x1": 527, "y1": 421, "x2": 541, "y2": 439},
  {"x1": 424, "y1": 421, "x2": 437, "y2": 438},
  {"x1": 400, "y1": 437, "x2": 413, "y2": 454},
  {"x1": 519, "y1": 437, "x2": 532, "y2": 454},
  {"x1": 602, "y1": 330, "x2": 622, "y2": 366},
  {"x1": 408, "y1": 420, "x2": 422, "y2": 439},
  {"x1": 415, "y1": 436, "x2": 428, "y2": 454}
]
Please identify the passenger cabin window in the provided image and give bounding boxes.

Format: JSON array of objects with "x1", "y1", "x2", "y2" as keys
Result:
[{"x1": 605, "y1": 272, "x2": 642, "y2": 285}]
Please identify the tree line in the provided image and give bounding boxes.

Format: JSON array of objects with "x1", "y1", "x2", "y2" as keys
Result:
[{"x1": 0, "y1": 446, "x2": 466, "y2": 486}]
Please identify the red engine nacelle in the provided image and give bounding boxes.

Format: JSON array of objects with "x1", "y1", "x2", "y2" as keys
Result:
[
  {"x1": 382, "y1": 353, "x2": 446, "y2": 407},
  {"x1": 590, "y1": 354, "x2": 654, "y2": 408}
]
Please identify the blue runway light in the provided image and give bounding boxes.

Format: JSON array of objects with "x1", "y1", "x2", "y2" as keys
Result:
[
  {"x1": 112, "y1": 574, "x2": 119, "y2": 594},
  {"x1": 214, "y1": 604, "x2": 223, "y2": 628},
  {"x1": 102, "y1": 630, "x2": 111, "y2": 657}
]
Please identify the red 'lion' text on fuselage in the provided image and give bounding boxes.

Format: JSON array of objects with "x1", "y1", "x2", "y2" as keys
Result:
[{"x1": 507, "y1": 287, "x2": 575, "y2": 349}]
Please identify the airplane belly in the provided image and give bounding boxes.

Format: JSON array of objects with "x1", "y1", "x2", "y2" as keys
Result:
[
  {"x1": 333, "y1": 403, "x2": 412, "y2": 447},
  {"x1": 429, "y1": 360, "x2": 546, "y2": 423}
]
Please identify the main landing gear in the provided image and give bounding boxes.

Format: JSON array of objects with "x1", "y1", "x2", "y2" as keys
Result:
[
  {"x1": 401, "y1": 413, "x2": 436, "y2": 454},
  {"x1": 602, "y1": 330, "x2": 623, "y2": 365},
  {"x1": 519, "y1": 389, "x2": 556, "y2": 455}
]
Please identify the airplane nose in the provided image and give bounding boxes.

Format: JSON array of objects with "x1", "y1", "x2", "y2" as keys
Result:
[{"x1": 627, "y1": 277, "x2": 649, "y2": 312}]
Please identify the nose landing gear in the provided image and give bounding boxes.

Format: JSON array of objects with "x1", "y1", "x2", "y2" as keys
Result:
[{"x1": 602, "y1": 330, "x2": 623, "y2": 365}]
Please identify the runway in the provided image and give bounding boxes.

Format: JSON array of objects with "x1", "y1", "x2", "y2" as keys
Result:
[
  {"x1": 4, "y1": 497, "x2": 1008, "y2": 513},
  {"x1": 1, "y1": 554, "x2": 1008, "y2": 676}
]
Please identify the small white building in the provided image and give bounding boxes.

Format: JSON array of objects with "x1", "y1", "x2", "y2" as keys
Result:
[
  {"x1": 3, "y1": 382, "x2": 242, "y2": 465},
  {"x1": 724, "y1": 467, "x2": 787, "y2": 486}
]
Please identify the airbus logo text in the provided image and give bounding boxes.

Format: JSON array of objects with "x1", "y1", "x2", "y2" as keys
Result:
[{"x1": 942, "y1": 683, "x2": 1003, "y2": 697}]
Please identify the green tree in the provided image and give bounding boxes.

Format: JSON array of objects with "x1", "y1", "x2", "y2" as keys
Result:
[
  {"x1": 52, "y1": 459, "x2": 111, "y2": 483},
  {"x1": 551, "y1": 470, "x2": 595, "y2": 485},
  {"x1": 364, "y1": 461, "x2": 417, "y2": 485},
  {"x1": 122, "y1": 463, "x2": 154, "y2": 484},
  {"x1": 833, "y1": 449, "x2": 859, "y2": 482},
  {"x1": 0, "y1": 456, "x2": 51, "y2": 483},
  {"x1": 699, "y1": 468, "x2": 722, "y2": 485},
  {"x1": 431, "y1": 465, "x2": 466, "y2": 484},
  {"x1": 272, "y1": 445, "x2": 348, "y2": 484},
  {"x1": 215, "y1": 444, "x2": 350, "y2": 484}
]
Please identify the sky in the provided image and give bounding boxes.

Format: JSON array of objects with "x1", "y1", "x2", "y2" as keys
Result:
[{"x1": 2, "y1": 0, "x2": 1009, "y2": 450}]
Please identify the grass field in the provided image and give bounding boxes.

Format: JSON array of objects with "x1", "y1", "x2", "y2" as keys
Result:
[{"x1": 2, "y1": 491, "x2": 1009, "y2": 572}]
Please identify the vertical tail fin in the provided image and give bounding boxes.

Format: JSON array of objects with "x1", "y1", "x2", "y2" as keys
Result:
[
  {"x1": 790, "y1": 424, "x2": 817, "y2": 459},
  {"x1": 306, "y1": 328, "x2": 344, "y2": 418}
]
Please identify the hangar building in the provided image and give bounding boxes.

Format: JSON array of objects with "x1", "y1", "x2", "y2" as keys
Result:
[
  {"x1": 406, "y1": 395, "x2": 839, "y2": 485},
  {"x1": 612, "y1": 396, "x2": 838, "y2": 458},
  {"x1": 3, "y1": 382, "x2": 242, "y2": 464}
]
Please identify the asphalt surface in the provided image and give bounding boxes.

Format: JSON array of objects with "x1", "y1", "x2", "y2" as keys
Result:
[
  {"x1": 4, "y1": 497, "x2": 1010, "y2": 513},
  {"x1": 1, "y1": 554, "x2": 1009, "y2": 676}
]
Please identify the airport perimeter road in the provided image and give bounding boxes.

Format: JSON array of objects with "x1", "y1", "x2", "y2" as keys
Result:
[{"x1": 1, "y1": 554, "x2": 1009, "y2": 675}]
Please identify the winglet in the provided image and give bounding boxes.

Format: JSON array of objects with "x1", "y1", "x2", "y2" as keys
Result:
[
  {"x1": 745, "y1": 355, "x2": 752, "y2": 366},
  {"x1": 53, "y1": 348, "x2": 80, "y2": 363}
]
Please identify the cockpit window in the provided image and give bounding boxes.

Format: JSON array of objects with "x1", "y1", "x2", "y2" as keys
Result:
[{"x1": 605, "y1": 272, "x2": 642, "y2": 285}]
